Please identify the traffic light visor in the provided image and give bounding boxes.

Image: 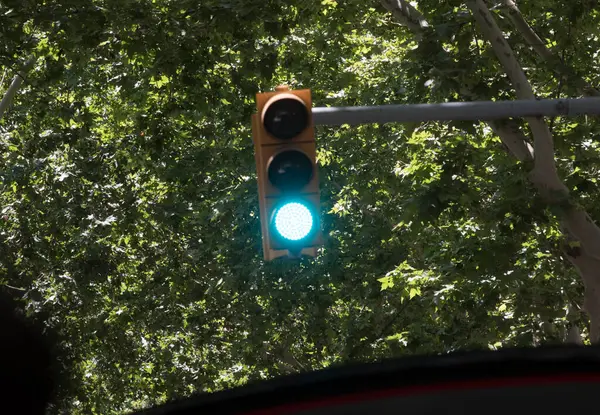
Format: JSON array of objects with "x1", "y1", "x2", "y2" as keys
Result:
[
  {"x1": 268, "y1": 150, "x2": 313, "y2": 191},
  {"x1": 271, "y1": 201, "x2": 315, "y2": 242},
  {"x1": 262, "y1": 94, "x2": 309, "y2": 140}
]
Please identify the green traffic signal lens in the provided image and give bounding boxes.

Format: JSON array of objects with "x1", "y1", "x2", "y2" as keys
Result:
[{"x1": 273, "y1": 202, "x2": 314, "y2": 241}]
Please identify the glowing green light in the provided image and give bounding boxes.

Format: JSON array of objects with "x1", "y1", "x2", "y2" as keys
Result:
[{"x1": 273, "y1": 202, "x2": 314, "y2": 241}]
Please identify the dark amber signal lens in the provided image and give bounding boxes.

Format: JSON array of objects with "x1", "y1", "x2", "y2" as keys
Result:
[{"x1": 268, "y1": 150, "x2": 313, "y2": 191}]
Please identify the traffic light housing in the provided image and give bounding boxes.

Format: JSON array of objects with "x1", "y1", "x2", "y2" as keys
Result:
[{"x1": 252, "y1": 86, "x2": 322, "y2": 261}]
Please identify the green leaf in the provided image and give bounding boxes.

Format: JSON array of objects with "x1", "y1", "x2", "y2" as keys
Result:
[
  {"x1": 409, "y1": 287, "x2": 421, "y2": 299},
  {"x1": 378, "y1": 276, "x2": 394, "y2": 290}
]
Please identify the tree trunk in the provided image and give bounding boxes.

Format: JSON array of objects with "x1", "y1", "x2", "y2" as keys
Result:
[
  {"x1": 0, "y1": 57, "x2": 36, "y2": 121},
  {"x1": 381, "y1": 0, "x2": 600, "y2": 342},
  {"x1": 466, "y1": 0, "x2": 600, "y2": 343}
]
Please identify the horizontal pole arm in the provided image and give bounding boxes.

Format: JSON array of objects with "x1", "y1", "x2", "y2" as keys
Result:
[{"x1": 311, "y1": 97, "x2": 600, "y2": 126}]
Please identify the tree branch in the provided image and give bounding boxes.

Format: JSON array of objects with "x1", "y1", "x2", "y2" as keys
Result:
[
  {"x1": 466, "y1": 0, "x2": 566, "y2": 199},
  {"x1": 380, "y1": 0, "x2": 428, "y2": 36},
  {"x1": 563, "y1": 248, "x2": 600, "y2": 342},
  {"x1": 381, "y1": 0, "x2": 534, "y2": 164},
  {"x1": 501, "y1": 0, "x2": 600, "y2": 97},
  {"x1": 566, "y1": 325, "x2": 584, "y2": 345},
  {"x1": 468, "y1": 0, "x2": 600, "y2": 342},
  {"x1": 1, "y1": 284, "x2": 26, "y2": 292},
  {"x1": 467, "y1": 0, "x2": 533, "y2": 100},
  {"x1": 466, "y1": 0, "x2": 600, "y2": 252},
  {"x1": 501, "y1": 0, "x2": 554, "y2": 64},
  {"x1": 488, "y1": 120, "x2": 534, "y2": 162},
  {"x1": 281, "y1": 349, "x2": 306, "y2": 371},
  {"x1": 0, "y1": 68, "x2": 7, "y2": 91},
  {"x1": 563, "y1": 209, "x2": 600, "y2": 261},
  {"x1": 382, "y1": 0, "x2": 600, "y2": 342},
  {"x1": 0, "y1": 57, "x2": 36, "y2": 121},
  {"x1": 346, "y1": 301, "x2": 408, "y2": 360}
]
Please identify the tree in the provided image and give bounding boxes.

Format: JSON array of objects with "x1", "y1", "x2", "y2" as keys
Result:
[
  {"x1": 380, "y1": 0, "x2": 600, "y2": 339},
  {"x1": 0, "y1": 0, "x2": 598, "y2": 413}
]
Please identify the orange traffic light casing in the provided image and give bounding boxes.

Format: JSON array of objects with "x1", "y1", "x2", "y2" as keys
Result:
[{"x1": 252, "y1": 86, "x2": 322, "y2": 261}]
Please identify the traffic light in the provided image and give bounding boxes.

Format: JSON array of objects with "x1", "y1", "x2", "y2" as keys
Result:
[{"x1": 252, "y1": 86, "x2": 322, "y2": 261}]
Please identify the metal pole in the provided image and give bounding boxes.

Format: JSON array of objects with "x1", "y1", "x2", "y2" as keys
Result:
[{"x1": 311, "y1": 97, "x2": 600, "y2": 126}]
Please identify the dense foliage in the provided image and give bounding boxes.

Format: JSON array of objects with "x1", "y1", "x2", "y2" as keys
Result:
[{"x1": 1, "y1": 0, "x2": 599, "y2": 413}]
